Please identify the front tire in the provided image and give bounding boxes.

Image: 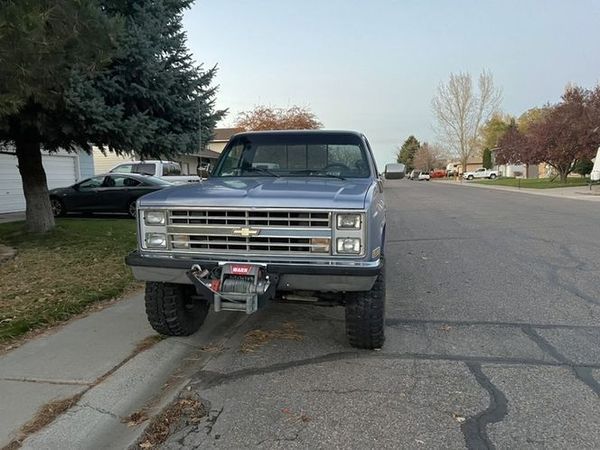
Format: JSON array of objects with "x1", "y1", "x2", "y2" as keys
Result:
[
  {"x1": 489, "y1": 174, "x2": 497, "y2": 179},
  {"x1": 50, "y1": 197, "x2": 66, "y2": 217},
  {"x1": 145, "y1": 282, "x2": 209, "y2": 336},
  {"x1": 345, "y1": 262, "x2": 385, "y2": 349},
  {"x1": 128, "y1": 201, "x2": 137, "y2": 218},
  {"x1": 468, "y1": 175, "x2": 474, "y2": 180}
]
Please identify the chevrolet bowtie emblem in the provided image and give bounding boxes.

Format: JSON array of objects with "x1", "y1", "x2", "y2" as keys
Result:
[{"x1": 233, "y1": 227, "x2": 260, "y2": 237}]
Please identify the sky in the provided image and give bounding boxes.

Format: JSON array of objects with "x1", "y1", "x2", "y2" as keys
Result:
[{"x1": 182, "y1": 0, "x2": 600, "y2": 167}]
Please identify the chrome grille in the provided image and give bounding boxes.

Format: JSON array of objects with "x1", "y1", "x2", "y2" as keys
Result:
[
  {"x1": 169, "y1": 210, "x2": 330, "y2": 228},
  {"x1": 167, "y1": 209, "x2": 332, "y2": 256}
]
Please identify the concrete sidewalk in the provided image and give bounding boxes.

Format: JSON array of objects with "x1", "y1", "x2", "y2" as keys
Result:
[
  {"x1": 432, "y1": 179, "x2": 600, "y2": 201},
  {"x1": 0, "y1": 291, "x2": 244, "y2": 448}
]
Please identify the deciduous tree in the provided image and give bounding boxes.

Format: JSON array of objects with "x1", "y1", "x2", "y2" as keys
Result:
[
  {"x1": 432, "y1": 70, "x2": 502, "y2": 175},
  {"x1": 235, "y1": 106, "x2": 322, "y2": 131},
  {"x1": 413, "y1": 142, "x2": 441, "y2": 172},
  {"x1": 497, "y1": 85, "x2": 600, "y2": 182}
]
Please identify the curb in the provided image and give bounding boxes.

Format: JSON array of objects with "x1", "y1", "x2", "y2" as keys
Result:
[{"x1": 20, "y1": 312, "x2": 245, "y2": 450}]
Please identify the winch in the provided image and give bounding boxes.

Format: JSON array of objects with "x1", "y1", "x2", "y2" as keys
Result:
[{"x1": 187, "y1": 263, "x2": 276, "y2": 314}]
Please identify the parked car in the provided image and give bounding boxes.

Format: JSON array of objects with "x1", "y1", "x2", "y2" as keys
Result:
[
  {"x1": 408, "y1": 170, "x2": 420, "y2": 180},
  {"x1": 418, "y1": 171, "x2": 431, "y2": 181},
  {"x1": 49, "y1": 173, "x2": 172, "y2": 218},
  {"x1": 463, "y1": 168, "x2": 499, "y2": 180},
  {"x1": 110, "y1": 160, "x2": 200, "y2": 184},
  {"x1": 430, "y1": 169, "x2": 446, "y2": 179},
  {"x1": 126, "y1": 130, "x2": 387, "y2": 349}
]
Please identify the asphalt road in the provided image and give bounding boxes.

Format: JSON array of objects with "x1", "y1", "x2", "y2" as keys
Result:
[{"x1": 162, "y1": 180, "x2": 600, "y2": 449}]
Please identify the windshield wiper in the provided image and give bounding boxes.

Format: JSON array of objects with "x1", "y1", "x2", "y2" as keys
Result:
[
  {"x1": 288, "y1": 170, "x2": 346, "y2": 180},
  {"x1": 243, "y1": 167, "x2": 280, "y2": 177}
]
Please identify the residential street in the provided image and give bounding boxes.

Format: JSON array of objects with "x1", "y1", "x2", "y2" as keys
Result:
[{"x1": 162, "y1": 180, "x2": 600, "y2": 449}]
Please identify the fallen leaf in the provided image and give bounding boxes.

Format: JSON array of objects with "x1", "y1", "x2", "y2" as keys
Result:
[
  {"x1": 439, "y1": 324, "x2": 452, "y2": 332},
  {"x1": 452, "y1": 412, "x2": 466, "y2": 423}
]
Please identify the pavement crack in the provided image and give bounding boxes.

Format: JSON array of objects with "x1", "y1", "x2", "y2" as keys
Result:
[
  {"x1": 80, "y1": 403, "x2": 119, "y2": 419},
  {"x1": 190, "y1": 350, "x2": 600, "y2": 393},
  {"x1": 521, "y1": 325, "x2": 600, "y2": 397},
  {"x1": 461, "y1": 362, "x2": 508, "y2": 450}
]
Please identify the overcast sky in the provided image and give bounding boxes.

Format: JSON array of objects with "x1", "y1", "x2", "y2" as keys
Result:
[{"x1": 183, "y1": 0, "x2": 600, "y2": 167}]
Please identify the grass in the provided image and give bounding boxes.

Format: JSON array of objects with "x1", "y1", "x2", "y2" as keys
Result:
[
  {"x1": 474, "y1": 177, "x2": 590, "y2": 189},
  {"x1": 0, "y1": 218, "x2": 138, "y2": 346}
]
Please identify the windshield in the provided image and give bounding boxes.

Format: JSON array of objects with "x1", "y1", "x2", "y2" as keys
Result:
[{"x1": 213, "y1": 134, "x2": 372, "y2": 178}]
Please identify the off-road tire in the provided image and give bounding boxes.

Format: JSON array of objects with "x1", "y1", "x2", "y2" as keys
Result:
[
  {"x1": 345, "y1": 262, "x2": 385, "y2": 349},
  {"x1": 145, "y1": 282, "x2": 209, "y2": 336}
]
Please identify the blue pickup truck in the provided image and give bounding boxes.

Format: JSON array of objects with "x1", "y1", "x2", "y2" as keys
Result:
[{"x1": 126, "y1": 130, "x2": 391, "y2": 349}]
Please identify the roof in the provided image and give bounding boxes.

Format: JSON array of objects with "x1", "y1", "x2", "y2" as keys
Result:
[
  {"x1": 195, "y1": 149, "x2": 221, "y2": 159},
  {"x1": 211, "y1": 127, "x2": 243, "y2": 142},
  {"x1": 232, "y1": 129, "x2": 364, "y2": 138}
]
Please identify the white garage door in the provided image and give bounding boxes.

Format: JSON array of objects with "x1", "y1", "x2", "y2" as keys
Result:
[{"x1": 0, "y1": 153, "x2": 78, "y2": 214}]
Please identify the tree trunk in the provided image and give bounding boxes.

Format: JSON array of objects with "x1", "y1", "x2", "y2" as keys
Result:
[{"x1": 15, "y1": 138, "x2": 55, "y2": 233}]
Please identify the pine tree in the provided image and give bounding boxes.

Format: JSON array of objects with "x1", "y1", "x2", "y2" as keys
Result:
[
  {"x1": 482, "y1": 148, "x2": 493, "y2": 169},
  {"x1": 396, "y1": 136, "x2": 421, "y2": 170},
  {"x1": 0, "y1": 0, "x2": 225, "y2": 232}
]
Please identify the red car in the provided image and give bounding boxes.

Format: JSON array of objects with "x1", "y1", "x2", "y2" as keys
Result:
[{"x1": 430, "y1": 170, "x2": 446, "y2": 179}]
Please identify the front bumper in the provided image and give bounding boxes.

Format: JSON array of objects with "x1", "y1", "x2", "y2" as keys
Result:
[{"x1": 125, "y1": 251, "x2": 381, "y2": 292}]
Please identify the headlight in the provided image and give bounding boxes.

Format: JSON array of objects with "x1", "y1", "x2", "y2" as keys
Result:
[
  {"x1": 144, "y1": 210, "x2": 166, "y2": 226},
  {"x1": 337, "y1": 238, "x2": 361, "y2": 254},
  {"x1": 145, "y1": 233, "x2": 167, "y2": 248},
  {"x1": 336, "y1": 214, "x2": 362, "y2": 229}
]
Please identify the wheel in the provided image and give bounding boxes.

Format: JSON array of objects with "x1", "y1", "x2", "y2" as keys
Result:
[
  {"x1": 50, "y1": 197, "x2": 66, "y2": 217},
  {"x1": 145, "y1": 282, "x2": 209, "y2": 336},
  {"x1": 345, "y1": 261, "x2": 385, "y2": 349},
  {"x1": 468, "y1": 175, "x2": 474, "y2": 180},
  {"x1": 128, "y1": 200, "x2": 137, "y2": 218},
  {"x1": 489, "y1": 174, "x2": 497, "y2": 179}
]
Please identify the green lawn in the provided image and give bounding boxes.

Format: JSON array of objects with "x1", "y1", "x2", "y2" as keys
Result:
[
  {"x1": 474, "y1": 177, "x2": 590, "y2": 189},
  {"x1": 0, "y1": 218, "x2": 138, "y2": 346}
]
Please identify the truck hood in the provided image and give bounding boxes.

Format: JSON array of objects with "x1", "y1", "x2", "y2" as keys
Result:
[{"x1": 138, "y1": 177, "x2": 373, "y2": 209}]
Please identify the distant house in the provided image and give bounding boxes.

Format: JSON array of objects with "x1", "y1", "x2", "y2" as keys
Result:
[
  {"x1": 177, "y1": 128, "x2": 241, "y2": 175},
  {"x1": 0, "y1": 146, "x2": 94, "y2": 214},
  {"x1": 92, "y1": 127, "x2": 241, "y2": 176}
]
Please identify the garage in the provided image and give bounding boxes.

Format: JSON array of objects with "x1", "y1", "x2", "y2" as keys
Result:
[{"x1": 0, "y1": 152, "x2": 78, "y2": 214}]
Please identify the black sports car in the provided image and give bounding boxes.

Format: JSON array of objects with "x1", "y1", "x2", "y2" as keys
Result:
[{"x1": 49, "y1": 173, "x2": 173, "y2": 218}]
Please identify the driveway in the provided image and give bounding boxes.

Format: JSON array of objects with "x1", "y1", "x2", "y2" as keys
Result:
[{"x1": 152, "y1": 180, "x2": 600, "y2": 448}]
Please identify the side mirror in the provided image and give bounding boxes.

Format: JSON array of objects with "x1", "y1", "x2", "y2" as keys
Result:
[{"x1": 384, "y1": 163, "x2": 406, "y2": 179}]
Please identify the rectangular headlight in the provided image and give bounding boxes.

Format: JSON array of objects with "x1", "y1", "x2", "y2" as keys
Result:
[
  {"x1": 336, "y1": 238, "x2": 361, "y2": 254},
  {"x1": 337, "y1": 214, "x2": 361, "y2": 229},
  {"x1": 145, "y1": 232, "x2": 167, "y2": 248},
  {"x1": 144, "y1": 210, "x2": 166, "y2": 226}
]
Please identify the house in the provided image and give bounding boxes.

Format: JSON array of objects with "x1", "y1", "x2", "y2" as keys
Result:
[
  {"x1": 0, "y1": 147, "x2": 94, "y2": 214},
  {"x1": 92, "y1": 127, "x2": 241, "y2": 176},
  {"x1": 176, "y1": 127, "x2": 241, "y2": 175}
]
